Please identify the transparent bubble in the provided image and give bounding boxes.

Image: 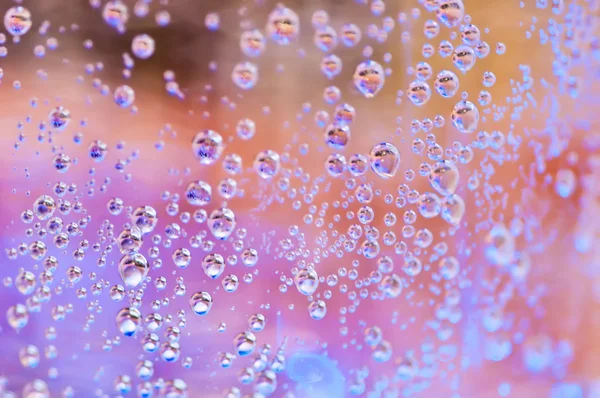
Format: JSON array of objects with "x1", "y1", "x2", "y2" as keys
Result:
[
  {"x1": 240, "y1": 29, "x2": 266, "y2": 57},
  {"x1": 7, "y1": 303, "x2": 29, "y2": 330},
  {"x1": 333, "y1": 103, "x2": 356, "y2": 125},
  {"x1": 16, "y1": 271, "x2": 36, "y2": 295},
  {"x1": 118, "y1": 253, "x2": 149, "y2": 288},
  {"x1": 461, "y1": 24, "x2": 481, "y2": 45},
  {"x1": 22, "y1": 379, "x2": 49, "y2": 398},
  {"x1": 254, "y1": 150, "x2": 281, "y2": 179},
  {"x1": 415, "y1": 62, "x2": 433, "y2": 80},
  {"x1": 452, "y1": 45, "x2": 476, "y2": 73},
  {"x1": 241, "y1": 248, "x2": 259, "y2": 267},
  {"x1": 52, "y1": 153, "x2": 71, "y2": 173},
  {"x1": 324, "y1": 124, "x2": 351, "y2": 149},
  {"x1": 249, "y1": 314, "x2": 266, "y2": 332},
  {"x1": 429, "y1": 160, "x2": 460, "y2": 196},
  {"x1": 441, "y1": 194, "x2": 466, "y2": 225},
  {"x1": 236, "y1": 118, "x2": 256, "y2": 140},
  {"x1": 424, "y1": 20, "x2": 440, "y2": 39},
  {"x1": 222, "y1": 275, "x2": 240, "y2": 292},
  {"x1": 117, "y1": 228, "x2": 143, "y2": 254},
  {"x1": 88, "y1": 140, "x2": 108, "y2": 162},
  {"x1": 131, "y1": 206, "x2": 158, "y2": 234},
  {"x1": 396, "y1": 355, "x2": 419, "y2": 380},
  {"x1": 266, "y1": 6, "x2": 299, "y2": 45},
  {"x1": 234, "y1": 331, "x2": 257, "y2": 356},
  {"x1": 107, "y1": 197, "x2": 124, "y2": 215},
  {"x1": 207, "y1": 208, "x2": 236, "y2": 240},
  {"x1": 116, "y1": 307, "x2": 142, "y2": 336},
  {"x1": 482, "y1": 71, "x2": 496, "y2": 87},
  {"x1": 158, "y1": 379, "x2": 188, "y2": 397},
  {"x1": 380, "y1": 274, "x2": 402, "y2": 298},
  {"x1": 407, "y1": 80, "x2": 432, "y2": 106},
  {"x1": 438, "y1": 40, "x2": 454, "y2": 57},
  {"x1": 218, "y1": 178, "x2": 238, "y2": 199},
  {"x1": 325, "y1": 154, "x2": 346, "y2": 177},
  {"x1": 131, "y1": 34, "x2": 155, "y2": 59},
  {"x1": 434, "y1": 70, "x2": 460, "y2": 97},
  {"x1": 311, "y1": 10, "x2": 329, "y2": 28},
  {"x1": 349, "y1": 154, "x2": 369, "y2": 176},
  {"x1": 48, "y1": 106, "x2": 71, "y2": 130},
  {"x1": 255, "y1": 370, "x2": 277, "y2": 396},
  {"x1": 485, "y1": 223, "x2": 515, "y2": 266},
  {"x1": 364, "y1": 326, "x2": 383, "y2": 346},
  {"x1": 33, "y1": 195, "x2": 56, "y2": 220},
  {"x1": 4, "y1": 6, "x2": 32, "y2": 36},
  {"x1": 417, "y1": 192, "x2": 442, "y2": 218},
  {"x1": 369, "y1": 142, "x2": 400, "y2": 179},
  {"x1": 205, "y1": 12, "x2": 220, "y2": 30},
  {"x1": 189, "y1": 291, "x2": 213, "y2": 316},
  {"x1": 102, "y1": 0, "x2": 129, "y2": 27},
  {"x1": 353, "y1": 60, "x2": 385, "y2": 98},
  {"x1": 451, "y1": 100, "x2": 479, "y2": 134},
  {"x1": 160, "y1": 342, "x2": 181, "y2": 362},
  {"x1": 436, "y1": 0, "x2": 464, "y2": 28},
  {"x1": 341, "y1": 23, "x2": 362, "y2": 47},
  {"x1": 314, "y1": 26, "x2": 338, "y2": 52},
  {"x1": 475, "y1": 41, "x2": 491, "y2": 58},
  {"x1": 439, "y1": 256, "x2": 460, "y2": 279},
  {"x1": 114, "y1": 85, "x2": 136, "y2": 108},
  {"x1": 202, "y1": 253, "x2": 226, "y2": 279},
  {"x1": 294, "y1": 269, "x2": 319, "y2": 296},
  {"x1": 308, "y1": 300, "x2": 327, "y2": 320},
  {"x1": 321, "y1": 54, "x2": 343, "y2": 79},
  {"x1": 192, "y1": 130, "x2": 224, "y2": 165},
  {"x1": 185, "y1": 180, "x2": 212, "y2": 206},
  {"x1": 232, "y1": 62, "x2": 258, "y2": 90},
  {"x1": 373, "y1": 340, "x2": 393, "y2": 362}
]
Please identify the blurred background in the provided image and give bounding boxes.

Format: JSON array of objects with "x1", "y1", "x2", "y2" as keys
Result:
[{"x1": 0, "y1": 0, "x2": 599, "y2": 397}]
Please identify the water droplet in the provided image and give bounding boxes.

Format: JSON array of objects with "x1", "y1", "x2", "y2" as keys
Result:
[
  {"x1": 294, "y1": 269, "x2": 319, "y2": 296},
  {"x1": 114, "y1": 85, "x2": 136, "y2": 108},
  {"x1": 192, "y1": 130, "x2": 224, "y2": 165},
  {"x1": 240, "y1": 29, "x2": 266, "y2": 57},
  {"x1": 116, "y1": 307, "x2": 142, "y2": 336},
  {"x1": 118, "y1": 253, "x2": 149, "y2": 288},
  {"x1": 4, "y1": 6, "x2": 32, "y2": 36},
  {"x1": 407, "y1": 80, "x2": 432, "y2": 106},
  {"x1": 436, "y1": 0, "x2": 464, "y2": 28},
  {"x1": 131, "y1": 34, "x2": 155, "y2": 59},
  {"x1": 452, "y1": 45, "x2": 476, "y2": 73},
  {"x1": 441, "y1": 194, "x2": 465, "y2": 225},
  {"x1": 417, "y1": 192, "x2": 442, "y2": 218},
  {"x1": 207, "y1": 208, "x2": 236, "y2": 240},
  {"x1": 232, "y1": 61, "x2": 258, "y2": 90},
  {"x1": 234, "y1": 331, "x2": 257, "y2": 356},
  {"x1": 308, "y1": 300, "x2": 327, "y2": 320},
  {"x1": 185, "y1": 180, "x2": 212, "y2": 206},
  {"x1": 254, "y1": 150, "x2": 281, "y2": 179},
  {"x1": 266, "y1": 6, "x2": 299, "y2": 45},
  {"x1": 202, "y1": 253, "x2": 226, "y2": 279},
  {"x1": 429, "y1": 160, "x2": 460, "y2": 195},
  {"x1": 485, "y1": 223, "x2": 515, "y2": 266},
  {"x1": 131, "y1": 206, "x2": 158, "y2": 234},
  {"x1": 48, "y1": 106, "x2": 71, "y2": 130},
  {"x1": 434, "y1": 70, "x2": 460, "y2": 97},
  {"x1": 369, "y1": 142, "x2": 400, "y2": 178},
  {"x1": 189, "y1": 291, "x2": 213, "y2": 315},
  {"x1": 33, "y1": 195, "x2": 56, "y2": 220},
  {"x1": 451, "y1": 100, "x2": 479, "y2": 134},
  {"x1": 353, "y1": 60, "x2": 385, "y2": 98}
]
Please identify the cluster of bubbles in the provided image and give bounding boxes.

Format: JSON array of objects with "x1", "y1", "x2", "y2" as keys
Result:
[{"x1": 1, "y1": 0, "x2": 599, "y2": 397}]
